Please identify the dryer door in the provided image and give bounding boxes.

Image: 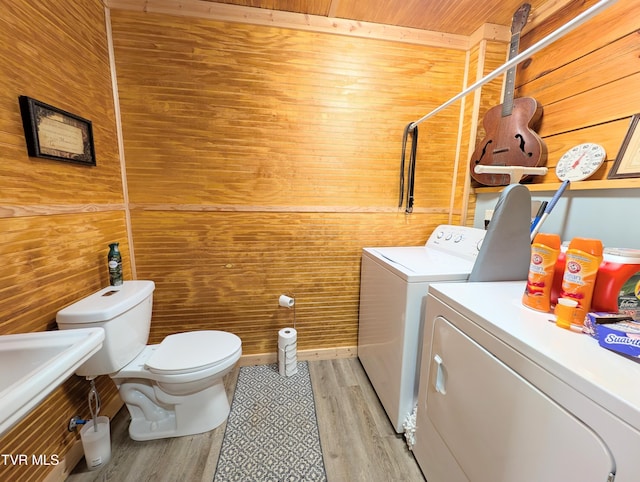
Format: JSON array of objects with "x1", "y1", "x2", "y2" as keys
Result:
[{"x1": 425, "y1": 315, "x2": 615, "y2": 482}]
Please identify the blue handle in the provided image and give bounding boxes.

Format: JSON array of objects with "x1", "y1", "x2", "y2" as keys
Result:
[
  {"x1": 530, "y1": 180, "x2": 570, "y2": 242},
  {"x1": 545, "y1": 180, "x2": 570, "y2": 214}
]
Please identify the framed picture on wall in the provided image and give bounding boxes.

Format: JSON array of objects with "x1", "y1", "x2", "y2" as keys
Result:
[
  {"x1": 608, "y1": 113, "x2": 640, "y2": 179},
  {"x1": 18, "y1": 96, "x2": 96, "y2": 166}
]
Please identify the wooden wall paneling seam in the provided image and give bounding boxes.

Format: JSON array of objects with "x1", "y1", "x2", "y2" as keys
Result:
[
  {"x1": 460, "y1": 43, "x2": 486, "y2": 225},
  {"x1": 465, "y1": 40, "x2": 508, "y2": 214},
  {"x1": 105, "y1": 0, "x2": 472, "y2": 49},
  {"x1": 449, "y1": 48, "x2": 471, "y2": 225},
  {"x1": 0, "y1": 204, "x2": 126, "y2": 218},
  {"x1": 128, "y1": 203, "x2": 450, "y2": 213},
  {"x1": 105, "y1": 6, "x2": 137, "y2": 279},
  {"x1": 468, "y1": 23, "x2": 510, "y2": 46},
  {"x1": 327, "y1": 0, "x2": 339, "y2": 18}
]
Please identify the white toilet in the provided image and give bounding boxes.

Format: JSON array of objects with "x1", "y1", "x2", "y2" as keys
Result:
[{"x1": 56, "y1": 280, "x2": 242, "y2": 441}]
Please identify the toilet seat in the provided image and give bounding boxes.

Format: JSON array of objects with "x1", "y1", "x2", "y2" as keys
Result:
[
  {"x1": 146, "y1": 330, "x2": 242, "y2": 375},
  {"x1": 113, "y1": 330, "x2": 242, "y2": 384}
]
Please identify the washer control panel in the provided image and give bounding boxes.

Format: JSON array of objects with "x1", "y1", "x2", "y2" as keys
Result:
[{"x1": 426, "y1": 225, "x2": 486, "y2": 260}]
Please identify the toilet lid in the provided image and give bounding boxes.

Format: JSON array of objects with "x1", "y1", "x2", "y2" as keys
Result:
[{"x1": 145, "y1": 331, "x2": 241, "y2": 375}]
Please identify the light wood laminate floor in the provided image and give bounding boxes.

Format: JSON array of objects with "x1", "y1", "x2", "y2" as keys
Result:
[{"x1": 66, "y1": 358, "x2": 425, "y2": 482}]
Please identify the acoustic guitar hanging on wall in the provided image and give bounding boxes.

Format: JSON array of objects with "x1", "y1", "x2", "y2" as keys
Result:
[{"x1": 470, "y1": 3, "x2": 548, "y2": 187}]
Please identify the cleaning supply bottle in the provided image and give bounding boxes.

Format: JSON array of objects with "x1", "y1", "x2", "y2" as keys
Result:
[
  {"x1": 522, "y1": 233, "x2": 561, "y2": 312},
  {"x1": 591, "y1": 248, "x2": 640, "y2": 319},
  {"x1": 559, "y1": 237, "x2": 603, "y2": 327},
  {"x1": 107, "y1": 242, "x2": 123, "y2": 286}
]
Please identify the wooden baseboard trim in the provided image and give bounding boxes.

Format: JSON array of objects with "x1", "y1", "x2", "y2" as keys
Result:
[{"x1": 239, "y1": 346, "x2": 357, "y2": 366}]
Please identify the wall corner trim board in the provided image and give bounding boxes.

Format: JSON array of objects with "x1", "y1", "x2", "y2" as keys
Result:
[{"x1": 104, "y1": 0, "x2": 477, "y2": 49}]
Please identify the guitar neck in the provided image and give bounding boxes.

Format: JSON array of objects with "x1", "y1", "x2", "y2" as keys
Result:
[{"x1": 502, "y1": 30, "x2": 521, "y2": 118}]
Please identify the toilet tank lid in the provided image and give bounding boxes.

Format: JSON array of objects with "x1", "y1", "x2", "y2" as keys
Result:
[
  {"x1": 56, "y1": 280, "x2": 155, "y2": 324},
  {"x1": 146, "y1": 330, "x2": 242, "y2": 374}
]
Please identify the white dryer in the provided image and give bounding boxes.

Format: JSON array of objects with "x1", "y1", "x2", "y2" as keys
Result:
[
  {"x1": 357, "y1": 224, "x2": 485, "y2": 433},
  {"x1": 415, "y1": 281, "x2": 640, "y2": 482}
]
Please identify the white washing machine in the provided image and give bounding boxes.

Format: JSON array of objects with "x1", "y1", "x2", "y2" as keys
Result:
[
  {"x1": 415, "y1": 281, "x2": 640, "y2": 482},
  {"x1": 357, "y1": 224, "x2": 486, "y2": 433}
]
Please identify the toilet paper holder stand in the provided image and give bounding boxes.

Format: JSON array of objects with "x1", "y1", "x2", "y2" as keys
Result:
[{"x1": 278, "y1": 294, "x2": 298, "y2": 377}]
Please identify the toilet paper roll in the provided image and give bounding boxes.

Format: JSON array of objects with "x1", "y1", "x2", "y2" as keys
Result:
[
  {"x1": 278, "y1": 327, "x2": 297, "y2": 349},
  {"x1": 279, "y1": 295, "x2": 295, "y2": 308},
  {"x1": 278, "y1": 327, "x2": 298, "y2": 377}
]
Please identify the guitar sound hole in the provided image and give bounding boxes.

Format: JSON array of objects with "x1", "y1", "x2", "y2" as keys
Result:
[
  {"x1": 515, "y1": 134, "x2": 533, "y2": 157},
  {"x1": 474, "y1": 140, "x2": 492, "y2": 164}
]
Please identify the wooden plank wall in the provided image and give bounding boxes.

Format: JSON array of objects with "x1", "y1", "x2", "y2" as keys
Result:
[
  {"x1": 481, "y1": 0, "x2": 640, "y2": 193},
  {"x1": 109, "y1": 10, "x2": 470, "y2": 355},
  {"x1": 0, "y1": 1, "x2": 126, "y2": 480}
]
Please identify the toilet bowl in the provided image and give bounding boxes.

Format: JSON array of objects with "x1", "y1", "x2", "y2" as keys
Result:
[
  {"x1": 56, "y1": 281, "x2": 242, "y2": 441},
  {"x1": 112, "y1": 331, "x2": 241, "y2": 440}
]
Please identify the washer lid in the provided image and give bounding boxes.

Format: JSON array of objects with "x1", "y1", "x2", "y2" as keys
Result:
[
  {"x1": 145, "y1": 331, "x2": 241, "y2": 374},
  {"x1": 363, "y1": 247, "x2": 476, "y2": 282}
]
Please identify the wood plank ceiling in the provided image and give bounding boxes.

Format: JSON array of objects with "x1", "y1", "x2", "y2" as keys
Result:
[{"x1": 203, "y1": 0, "x2": 555, "y2": 35}]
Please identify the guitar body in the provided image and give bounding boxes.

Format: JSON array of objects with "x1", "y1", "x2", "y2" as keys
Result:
[{"x1": 471, "y1": 97, "x2": 547, "y2": 186}]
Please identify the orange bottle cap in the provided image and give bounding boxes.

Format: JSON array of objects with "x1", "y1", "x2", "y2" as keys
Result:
[
  {"x1": 533, "y1": 233, "x2": 561, "y2": 249},
  {"x1": 568, "y1": 237, "x2": 603, "y2": 256}
]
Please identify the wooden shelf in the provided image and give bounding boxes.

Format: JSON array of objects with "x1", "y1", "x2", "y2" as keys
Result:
[{"x1": 475, "y1": 178, "x2": 640, "y2": 193}]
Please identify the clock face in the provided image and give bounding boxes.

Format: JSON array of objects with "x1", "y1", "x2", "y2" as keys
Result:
[{"x1": 556, "y1": 143, "x2": 606, "y2": 182}]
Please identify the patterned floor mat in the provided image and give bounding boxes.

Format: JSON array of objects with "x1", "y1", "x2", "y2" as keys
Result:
[{"x1": 214, "y1": 362, "x2": 327, "y2": 482}]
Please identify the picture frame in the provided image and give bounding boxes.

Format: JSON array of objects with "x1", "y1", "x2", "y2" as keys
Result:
[
  {"x1": 18, "y1": 96, "x2": 96, "y2": 166},
  {"x1": 608, "y1": 113, "x2": 640, "y2": 179}
]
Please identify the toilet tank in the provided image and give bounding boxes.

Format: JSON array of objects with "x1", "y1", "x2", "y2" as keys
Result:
[{"x1": 56, "y1": 280, "x2": 155, "y2": 376}]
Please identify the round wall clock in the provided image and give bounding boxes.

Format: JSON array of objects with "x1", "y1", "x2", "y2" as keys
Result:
[{"x1": 555, "y1": 143, "x2": 606, "y2": 182}]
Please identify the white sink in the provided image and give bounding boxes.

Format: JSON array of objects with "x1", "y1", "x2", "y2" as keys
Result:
[{"x1": 0, "y1": 328, "x2": 105, "y2": 437}]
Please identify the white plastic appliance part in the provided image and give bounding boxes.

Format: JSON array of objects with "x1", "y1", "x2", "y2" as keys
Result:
[
  {"x1": 357, "y1": 224, "x2": 486, "y2": 433},
  {"x1": 414, "y1": 281, "x2": 640, "y2": 482}
]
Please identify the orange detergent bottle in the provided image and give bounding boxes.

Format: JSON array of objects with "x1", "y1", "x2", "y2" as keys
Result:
[
  {"x1": 522, "y1": 233, "x2": 561, "y2": 312},
  {"x1": 559, "y1": 237, "x2": 603, "y2": 327}
]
